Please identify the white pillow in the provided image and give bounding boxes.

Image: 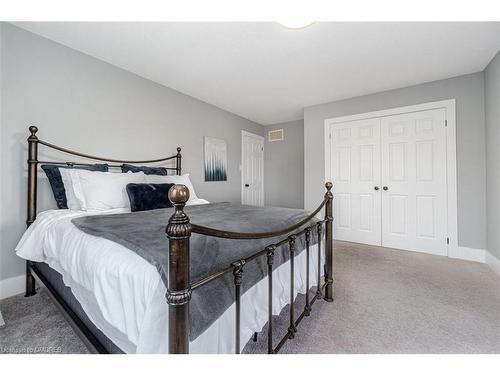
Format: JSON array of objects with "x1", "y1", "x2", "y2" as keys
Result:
[
  {"x1": 67, "y1": 169, "x2": 147, "y2": 211},
  {"x1": 59, "y1": 168, "x2": 83, "y2": 211},
  {"x1": 144, "y1": 174, "x2": 198, "y2": 202}
]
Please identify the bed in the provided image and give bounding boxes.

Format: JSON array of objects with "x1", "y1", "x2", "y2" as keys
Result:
[{"x1": 16, "y1": 126, "x2": 335, "y2": 354}]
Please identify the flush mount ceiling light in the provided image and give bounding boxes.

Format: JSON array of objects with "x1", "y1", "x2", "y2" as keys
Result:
[{"x1": 278, "y1": 21, "x2": 315, "y2": 29}]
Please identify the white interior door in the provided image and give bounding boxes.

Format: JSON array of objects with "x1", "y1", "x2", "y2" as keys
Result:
[
  {"x1": 241, "y1": 131, "x2": 264, "y2": 206},
  {"x1": 380, "y1": 109, "x2": 447, "y2": 255},
  {"x1": 330, "y1": 118, "x2": 382, "y2": 246}
]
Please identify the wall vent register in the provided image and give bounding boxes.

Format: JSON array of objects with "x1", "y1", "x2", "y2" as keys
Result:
[{"x1": 268, "y1": 128, "x2": 284, "y2": 142}]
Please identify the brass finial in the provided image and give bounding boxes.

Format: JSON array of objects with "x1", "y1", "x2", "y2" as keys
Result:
[
  {"x1": 168, "y1": 184, "x2": 190, "y2": 205},
  {"x1": 29, "y1": 126, "x2": 38, "y2": 136}
]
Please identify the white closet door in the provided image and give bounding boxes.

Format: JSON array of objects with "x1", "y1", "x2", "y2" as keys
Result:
[
  {"x1": 380, "y1": 109, "x2": 447, "y2": 255},
  {"x1": 330, "y1": 118, "x2": 382, "y2": 246},
  {"x1": 241, "y1": 131, "x2": 264, "y2": 206}
]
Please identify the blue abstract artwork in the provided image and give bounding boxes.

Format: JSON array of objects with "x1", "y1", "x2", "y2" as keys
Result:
[{"x1": 204, "y1": 136, "x2": 227, "y2": 182}]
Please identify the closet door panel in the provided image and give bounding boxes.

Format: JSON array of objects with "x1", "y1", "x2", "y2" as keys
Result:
[
  {"x1": 380, "y1": 109, "x2": 447, "y2": 255},
  {"x1": 330, "y1": 118, "x2": 382, "y2": 246}
]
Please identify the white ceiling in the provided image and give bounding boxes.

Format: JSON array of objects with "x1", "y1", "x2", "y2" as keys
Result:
[{"x1": 14, "y1": 22, "x2": 500, "y2": 125}]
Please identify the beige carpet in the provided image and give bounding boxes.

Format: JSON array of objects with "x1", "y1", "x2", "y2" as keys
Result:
[
  {"x1": 2, "y1": 241, "x2": 499, "y2": 354},
  {"x1": 244, "y1": 241, "x2": 500, "y2": 353}
]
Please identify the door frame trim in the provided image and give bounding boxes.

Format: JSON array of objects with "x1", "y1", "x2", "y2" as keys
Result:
[
  {"x1": 241, "y1": 130, "x2": 265, "y2": 205},
  {"x1": 324, "y1": 99, "x2": 457, "y2": 257}
]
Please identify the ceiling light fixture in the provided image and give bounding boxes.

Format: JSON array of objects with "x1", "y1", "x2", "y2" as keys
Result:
[{"x1": 278, "y1": 21, "x2": 315, "y2": 29}]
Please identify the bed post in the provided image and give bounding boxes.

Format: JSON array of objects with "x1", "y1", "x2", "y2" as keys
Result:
[
  {"x1": 166, "y1": 184, "x2": 191, "y2": 354},
  {"x1": 25, "y1": 126, "x2": 39, "y2": 297},
  {"x1": 323, "y1": 182, "x2": 334, "y2": 302},
  {"x1": 27, "y1": 126, "x2": 39, "y2": 226},
  {"x1": 176, "y1": 147, "x2": 182, "y2": 176}
]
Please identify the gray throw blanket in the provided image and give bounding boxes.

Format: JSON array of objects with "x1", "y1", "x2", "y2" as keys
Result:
[{"x1": 72, "y1": 203, "x2": 319, "y2": 340}]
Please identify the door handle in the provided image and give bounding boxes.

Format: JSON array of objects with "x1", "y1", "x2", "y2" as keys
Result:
[
  {"x1": 374, "y1": 186, "x2": 379, "y2": 191},
  {"x1": 383, "y1": 186, "x2": 389, "y2": 191},
  {"x1": 245, "y1": 184, "x2": 249, "y2": 187}
]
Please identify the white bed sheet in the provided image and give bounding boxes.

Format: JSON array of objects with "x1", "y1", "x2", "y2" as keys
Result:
[{"x1": 15, "y1": 203, "x2": 323, "y2": 354}]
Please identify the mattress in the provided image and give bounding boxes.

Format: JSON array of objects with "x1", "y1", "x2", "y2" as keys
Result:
[{"x1": 16, "y1": 205, "x2": 323, "y2": 353}]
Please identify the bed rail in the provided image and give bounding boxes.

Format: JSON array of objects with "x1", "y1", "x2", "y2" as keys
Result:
[{"x1": 166, "y1": 182, "x2": 334, "y2": 354}]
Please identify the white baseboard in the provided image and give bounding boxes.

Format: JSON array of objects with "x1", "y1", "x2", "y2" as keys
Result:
[
  {"x1": 450, "y1": 246, "x2": 500, "y2": 277},
  {"x1": 485, "y1": 251, "x2": 500, "y2": 277},
  {"x1": 449, "y1": 246, "x2": 486, "y2": 263},
  {"x1": 0, "y1": 274, "x2": 25, "y2": 300}
]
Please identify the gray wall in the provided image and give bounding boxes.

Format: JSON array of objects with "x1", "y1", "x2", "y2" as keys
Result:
[
  {"x1": 0, "y1": 25, "x2": 4, "y2": 280},
  {"x1": 485, "y1": 51, "x2": 500, "y2": 259},
  {"x1": 264, "y1": 120, "x2": 304, "y2": 208},
  {"x1": 0, "y1": 23, "x2": 263, "y2": 282},
  {"x1": 304, "y1": 72, "x2": 487, "y2": 250}
]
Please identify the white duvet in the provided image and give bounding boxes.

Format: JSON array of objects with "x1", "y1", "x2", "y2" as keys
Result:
[{"x1": 15, "y1": 202, "x2": 323, "y2": 354}]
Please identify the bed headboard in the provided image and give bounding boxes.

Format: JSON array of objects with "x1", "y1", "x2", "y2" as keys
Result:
[{"x1": 26, "y1": 126, "x2": 182, "y2": 226}]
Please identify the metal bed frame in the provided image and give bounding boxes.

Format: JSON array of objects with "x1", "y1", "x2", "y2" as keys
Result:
[{"x1": 24, "y1": 126, "x2": 334, "y2": 354}]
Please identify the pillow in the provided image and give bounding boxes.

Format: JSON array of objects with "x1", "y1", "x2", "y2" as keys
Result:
[
  {"x1": 41, "y1": 164, "x2": 109, "y2": 209},
  {"x1": 59, "y1": 168, "x2": 84, "y2": 210},
  {"x1": 126, "y1": 183, "x2": 174, "y2": 212},
  {"x1": 67, "y1": 169, "x2": 147, "y2": 211},
  {"x1": 144, "y1": 174, "x2": 198, "y2": 202},
  {"x1": 121, "y1": 164, "x2": 169, "y2": 175}
]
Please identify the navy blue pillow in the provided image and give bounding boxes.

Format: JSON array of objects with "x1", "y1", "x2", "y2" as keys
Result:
[
  {"x1": 41, "y1": 164, "x2": 109, "y2": 209},
  {"x1": 121, "y1": 164, "x2": 168, "y2": 175},
  {"x1": 126, "y1": 183, "x2": 174, "y2": 212}
]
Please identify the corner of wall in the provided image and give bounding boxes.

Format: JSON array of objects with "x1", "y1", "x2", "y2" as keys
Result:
[
  {"x1": 484, "y1": 49, "x2": 500, "y2": 272},
  {"x1": 486, "y1": 250, "x2": 500, "y2": 277}
]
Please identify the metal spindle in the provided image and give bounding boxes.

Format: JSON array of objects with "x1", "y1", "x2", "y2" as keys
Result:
[
  {"x1": 288, "y1": 235, "x2": 297, "y2": 339},
  {"x1": 304, "y1": 228, "x2": 312, "y2": 316},
  {"x1": 266, "y1": 246, "x2": 275, "y2": 354},
  {"x1": 232, "y1": 260, "x2": 245, "y2": 354},
  {"x1": 316, "y1": 223, "x2": 323, "y2": 298}
]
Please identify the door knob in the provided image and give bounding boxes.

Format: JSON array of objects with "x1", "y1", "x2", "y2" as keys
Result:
[
  {"x1": 383, "y1": 186, "x2": 389, "y2": 191},
  {"x1": 245, "y1": 184, "x2": 249, "y2": 187},
  {"x1": 374, "y1": 186, "x2": 380, "y2": 191}
]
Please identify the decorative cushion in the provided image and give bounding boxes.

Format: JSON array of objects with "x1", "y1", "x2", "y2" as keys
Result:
[
  {"x1": 121, "y1": 164, "x2": 169, "y2": 175},
  {"x1": 126, "y1": 183, "x2": 175, "y2": 212},
  {"x1": 144, "y1": 174, "x2": 199, "y2": 202},
  {"x1": 41, "y1": 164, "x2": 108, "y2": 209}
]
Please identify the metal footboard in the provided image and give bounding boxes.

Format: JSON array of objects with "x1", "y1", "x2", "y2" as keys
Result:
[{"x1": 166, "y1": 182, "x2": 334, "y2": 354}]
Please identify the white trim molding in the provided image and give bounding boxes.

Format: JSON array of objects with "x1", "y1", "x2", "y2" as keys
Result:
[
  {"x1": 486, "y1": 251, "x2": 500, "y2": 277},
  {"x1": 324, "y1": 99, "x2": 458, "y2": 258},
  {"x1": 449, "y1": 246, "x2": 486, "y2": 263},
  {"x1": 447, "y1": 247, "x2": 500, "y2": 277},
  {"x1": 0, "y1": 274, "x2": 25, "y2": 300}
]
